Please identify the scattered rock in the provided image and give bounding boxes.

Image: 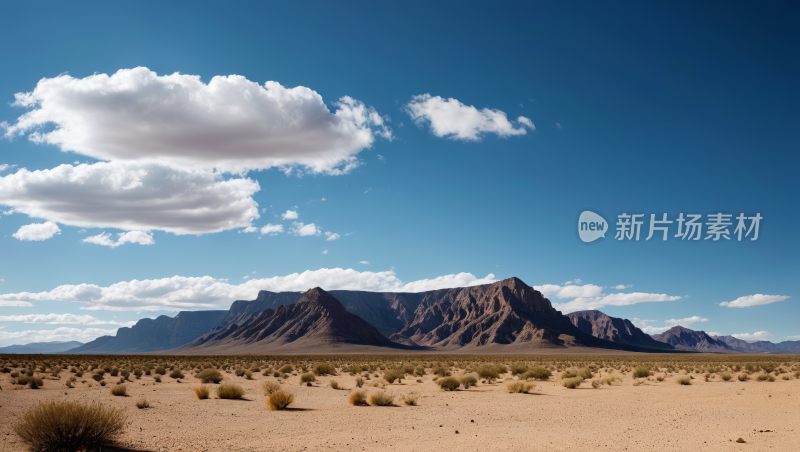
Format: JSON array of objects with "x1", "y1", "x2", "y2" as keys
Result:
[{"x1": 736, "y1": 438, "x2": 746, "y2": 443}]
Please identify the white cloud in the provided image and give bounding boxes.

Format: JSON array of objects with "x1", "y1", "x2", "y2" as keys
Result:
[
  {"x1": 83, "y1": 231, "x2": 154, "y2": 248},
  {"x1": 0, "y1": 269, "x2": 497, "y2": 311},
  {"x1": 0, "y1": 164, "x2": 8, "y2": 172},
  {"x1": 785, "y1": 335, "x2": 800, "y2": 340},
  {"x1": 12, "y1": 222, "x2": 61, "y2": 241},
  {"x1": 260, "y1": 224, "x2": 284, "y2": 235},
  {"x1": 242, "y1": 276, "x2": 249, "y2": 279},
  {"x1": 404, "y1": 94, "x2": 534, "y2": 140},
  {"x1": 550, "y1": 291, "x2": 681, "y2": 313},
  {"x1": 359, "y1": 261, "x2": 370, "y2": 265},
  {"x1": 238, "y1": 226, "x2": 257, "y2": 233},
  {"x1": 0, "y1": 162, "x2": 260, "y2": 235},
  {"x1": 0, "y1": 313, "x2": 135, "y2": 326},
  {"x1": 0, "y1": 300, "x2": 33, "y2": 307},
  {"x1": 325, "y1": 232, "x2": 340, "y2": 241},
  {"x1": 731, "y1": 331, "x2": 774, "y2": 342},
  {"x1": 2, "y1": 67, "x2": 392, "y2": 175},
  {"x1": 291, "y1": 222, "x2": 321, "y2": 236},
  {"x1": 664, "y1": 316, "x2": 708, "y2": 327},
  {"x1": 613, "y1": 284, "x2": 633, "y2": 290},
  {"x1": 720, "y1": 294, "x2": 789, "y2": 308},
  {"x1": 322, "y1": 249, "x2": 328, "y2": 254},
  {"x1": 534, "y1": 284, "x2": 604, "y2": 299},
  {"x1": 0, "y1": 327, "x2": 117, "y2": 347},
  {"x1": 281, "y1": 210, "x2": 299, "y2": 220}
]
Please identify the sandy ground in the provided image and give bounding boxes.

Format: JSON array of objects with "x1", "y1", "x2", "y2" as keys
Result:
[{"x1": 1, "y1": 364, "x2": 798, "y2": 452}]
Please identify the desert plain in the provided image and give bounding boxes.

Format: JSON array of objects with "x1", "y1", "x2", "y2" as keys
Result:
[{"x1": 1, "y1": 353, "x2": 798, "y2": 452}]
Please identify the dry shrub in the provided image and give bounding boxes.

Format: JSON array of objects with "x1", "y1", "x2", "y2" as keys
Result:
[
  {"x1": 263, "y1": 381, "x2": 281, "y2": 395},
  {"x1": 633, "y1": 367, "x2": 651, "y2": 379},
  {"x1": 523, "y1": 367, "x2": 552, "y2": 380},
  {"x1": 561, "y1": 377, "x2": 584, "y2": 389},
  {"x1": 460, "y1": 375, "x2": 478, "y2": 388},
  {"x1": 29, "y1": 377, "x2": 44, "y2": 389},
  {"x1": 313, "y1": 363, "x2": 335, "y2": 376},
  {"x1": 349, "y1": 390, "x2": 368, "y2": 406},
  {"x1": 436, "y1": 376, "x2": 461, "y2": 391},
  {"x1": 329, "y1": 380, "x2": 345, "y2": 390},
  {"x1": 110, "y1": 384, "x2": 127, "y2": 396},
  {"x1": 560, "y1": 370, "x2": 578, "y2": 379},
  {"x1": 738, "y1": 373, "x2": 749, "y2": 381},
  {"x1": 368, "y1": 391, "x2": 395, "y2": 406},
  {"x1": 267, "y1": 391, "x2": 294, "y2": 411},
  {"x1": 403, "y1": 393, "x2": 419, "y2": 406},
  {"x1": 577, "y1": 368, "x2": 594, "y2": 379},
  {"x1": 193, "y1": 385, "x2": 210, "y2": 400},
  {"x1": 474, "y1": 364, "x2": 500, "y2": 382},
  {"x1": 721, "y1": 373, "x2": 732, "y2": 381},
  {"x1": 135, "y1": 399, "x2": 149, "y2": 409},
  {"x1": 510, "y1": 363, "x2": 529, "y2": 375},
  {"x1": 355, "y1": 377, "x2": 364, "y2": 388},
  {"x1": 506, "y1": 382, "x2": 534, "y2": 393},
  {"x1": 196, "y1": 369, "x2": 223, "y2": 384},
  {"x1": 14, "y1": 401, "x2": 125, "y2": 452},
  {"x1": 383, "y1": 369, "x2": 402, "y2": 384},
  {"x1": 216, "y1": 382, "x2": 245, "y2": 399},
  {"x1": 170, "y1": 369, "x2": 185, "y2": 379},
  {"x1": 591, "y1": 380, "x2": 601, "y2": 388},
  {"x1": 300, "y1": 373, "x2": 316, "y2": 383},
  {"x1": 676, "y1": 377, "x2": 692, "y2": 385}
]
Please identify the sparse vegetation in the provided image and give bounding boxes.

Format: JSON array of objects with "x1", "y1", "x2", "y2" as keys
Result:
[
  {"x1": 403, "y1": 393, "x2": 419, "y2": 405},
  {"x1": 561, "y1": 377, "x2": 584, "y2": 389},
  {"x1": 170, "y1": 369, "x2": 185, "y2": 379},
  {"x1": 196, "y1": 368, "x2": 223, "y2": 383},
  {"x1": 507, "y1": 381, "x2": 534, "y2": 393},
  {"x1": 217, "y1": 382, "x2": 245, "y2": 399},
  {"x1": 523, "y1": 367, "x2": 552, "y2": 380},
  {"x1": 461, "y1": 375, "x2": 478, "y2": 388},
  {"x1": 313, "y1": 362, "x2": 335, "y2": 376},
  {"x1": 135, "y1": 398, "x2": 149, "y2": 409},
  {"x1": 193, "y1": 385, "x2": 210, "y2": 399},
  {"x1": 110, "y1": 384, "x2": 127, "y2": 396},
  {"x1": 14, "y1": 401, "x2": 125, "y2": 452},
  {"x1": 437, "y1": 376, "x2": 461, "y2": 391},
  {"x1": 300, "y1": 372, "x2": 316, "y2": 383},
  {"x1": 676, "y1": 377, "x2": 692, "y2": 385},
  {"x1": 267, "y1": 391, "x2": 294, "y2": 411},
  {"x1": 633, "y1": 366, "x2": 651, "y2": 378},
  {"x1": 263, "y1": 381, "x2": 281, "y2": 395},
  {"x1": 349, "y1": 390, "x2": 368, "y2": 406},
  {"x1": 738, "y1": 373, "x2": 749, "y2": 381},
  {"x1": 369, "y1": 391, "x2": 395, "y2": 406}
]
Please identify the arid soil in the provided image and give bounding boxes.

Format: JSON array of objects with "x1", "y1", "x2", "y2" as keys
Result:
[{"x1": 1, "y1": 358, "x2": 798, "y2": 452}]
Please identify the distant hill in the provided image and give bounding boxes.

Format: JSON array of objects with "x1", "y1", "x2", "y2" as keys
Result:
[
  {"x1": 652, "y1": 326, "x2": 736, "y2": 352},
  {"x1": 66, "y1": 310, "x2": 227, "y2": 354},
  {"x1": 178, "y1": 287, "x2": 401, "y2": 353},
  {"x1": 0, "y1": 341, "x2": 84, "y2": 354},
  {"x1": 713, "y1": 335, "x2": 800, "y2": 353},
  {"x1": 567, "y1": 310, "x2": 675, "y2": 351}
]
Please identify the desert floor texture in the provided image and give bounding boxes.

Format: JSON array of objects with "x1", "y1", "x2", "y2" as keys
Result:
[{"x1": 1, "y1": 355, "x2": 798, "y2": 452}]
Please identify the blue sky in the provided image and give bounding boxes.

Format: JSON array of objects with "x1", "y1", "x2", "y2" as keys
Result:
[{"x1": 0, "y1": 1, "x2": 797, "y2": 346}]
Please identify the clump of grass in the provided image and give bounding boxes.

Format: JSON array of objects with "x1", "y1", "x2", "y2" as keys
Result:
[
  {"x1": 591, "y1": 380, "x2": 601, "y2": 388},
  {"x1": 436, "y1": 376, "x2": 461, "y2": 391},
  {"x1": 110, "y1": 384, "x2": 127, "y2": 396},
  {"x1": 507, "y1": 382, "x2": 534, "y2": 393},
  {"x1": 523, "y1": 367, "x2": 552, "y2": 380},
  {"x1": 561, "y1": 377, "x2": 584, "y2": 389},
  {"x1": 368, "y1": 391, "x2": 395, "y2": 406},
  {"x1": 216, "y1": 382, "x2": 245, "y2": 399},
  {"x1": 560, "y1": 370, "x2": 578, "y2": 379},
  {"x1": 633, "y1": 367, "x2": 651, "y2": 379},
  {"x1": 384, "y1": 369, "x2": 403, "y2": 384},
  {"x1": 196, "y1": 369, "x2": 223, "y2": 384},
  {"x1": 244, "y1": 371, "x2": 253, "y2": 380},
  {"x1": 738, "y1": 373, "x2": 749, "y2": 381},
  {"x1": 263, "y1": 381, "x2": 281, "y2": 395},
  {"x1": 460, "y1": 375, "x2": 478, "y2": 388},
  {"x1": 329, "y1": 380, "x2": 344, "y2": 390},
  {"x1": 190, "y1": 383, "x2": 210, "y2": 399},
  {"x1": 135, "y1": 399, "x2": 149, "y2": 409},
  {"x1": 300, "y1": 373, "x2": 316, "y2": 383},
  {"x1": 721, "y1": 373, "x2": 732, "y2": 381},
  {"x1": 510, "y1": 363, "x2": 529, "y2": 376},
  {"x1": 403, "y1": 393, "x2": 419, "y2": 406},
  {"x1": 355, "y1": 377, "x2": 364, "y2": 388},
  {"x1": 267, "y1": 391, "x2": 294, "y2": 411},
  {"x1": 474, "y1": 364, "x2": 500, "y2": 382},
  {"x1": 349, "y1": 390, "x2": 368, "y2": 406},
  {"x1": 14, "y1": 401, "x2": 125, "y2": 452},
  {"x1": 154, "y1": 366, "x2": 166, "y2": 375},
  {"x1": 313, "y1": 363, "x2": 335, "y2": 376},
  {"x1": 154, "y1": 376, "x2": 161, "y2": 383},
  {"x1": 170, "y1": 369, "x2": 185, "y2": 379},
  {"x1": 676, "y1": 377, "x2": 692, "y2": 385}
]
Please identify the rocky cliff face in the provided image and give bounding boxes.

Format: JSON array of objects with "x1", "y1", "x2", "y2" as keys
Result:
[
  {"x1": 388, "y1": 277, "x2": 631, "y2": 350},
  {"x1": 567, "y1": 310, "x2": 674, "y2": 350},
  {"x1": 180, "y1": 287, "x2": 396, "y2": 353}
]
